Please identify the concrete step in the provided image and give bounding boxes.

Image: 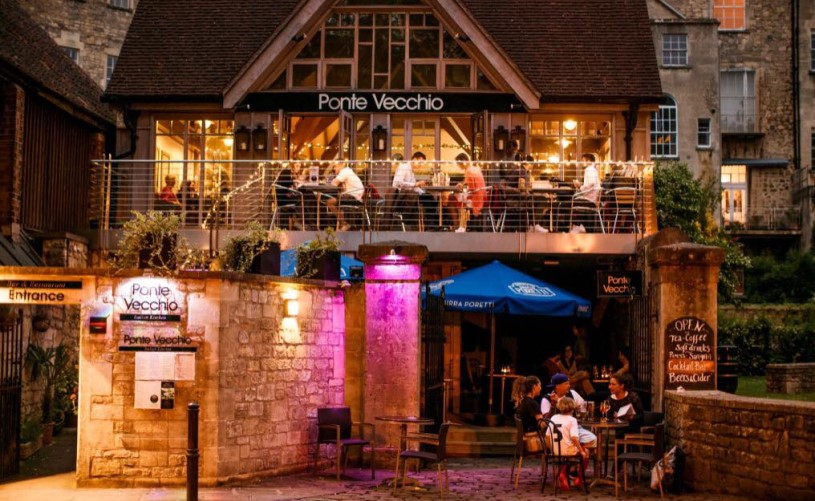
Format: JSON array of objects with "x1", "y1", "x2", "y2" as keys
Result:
[{"x1": 446, "y1": 422, "x2": 516, "y2": 457}]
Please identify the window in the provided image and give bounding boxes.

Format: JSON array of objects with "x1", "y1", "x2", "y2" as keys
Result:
[
  {"x1": 662, "y1": 34, "x2": 687, "y2": 66},
  {"x1": 713, "y1": 0, "x2": 746, "y2": 31},
  {"x1": 650, "y1": 96, "x2": 678, "y2": 158},
  {"x1": 61, "y1": 47, "x2": 79, "y2": 63},
  {"x1": 721, "y1": 70, "x2": 756, "y2": 133},
  {"x1": 528, "y1": 117, "x2": 611, "y2": 163},
  {"x1": 721, "y1": 165, "x2": 747, "y2": 225},
  {"x1": 105, "y1": 55, "x2": 117, "y2": 87},
  {"x1": 108, "y1": 0, "x2": 130, "y2": 9},
  {"x1": 697, "y1": 118, "x2": 711, "y2": 148},
  {"x1": 287, "y1": 10, "x2": 495, "y2": 91}
]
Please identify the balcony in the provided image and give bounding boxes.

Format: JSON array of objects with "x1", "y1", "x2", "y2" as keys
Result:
[
  {"x1": 726, "y1": 206, "x2": 802, "y2": 235},
  {"x1": 90, "y1": 159, "x2": 657, "y2": 258}
]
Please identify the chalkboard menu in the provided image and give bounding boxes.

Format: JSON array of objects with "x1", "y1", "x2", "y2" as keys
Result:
[{"x1": 665, "y1": 316, "x2": 716, "y2": 390}]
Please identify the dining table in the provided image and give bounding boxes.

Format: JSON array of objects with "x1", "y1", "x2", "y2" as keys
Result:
[
  {"x1": 374, "y1": 415, "x2": 434, "y2": 489},
  {"x1": 529, "y1": 186, "x2": 574, "y2": 232},
  {"x1": 487, "y1": 372, "x2": 523, "y2": 416},
  {"x1": 579, "y1": 418, "x2": 629, "y2": 489},
  {"x1": 422, "y1": 185, "x2": 462, "y2": 228},
  {"x1": 298, "y1": 184, "x2": 340, "y2": 229}
]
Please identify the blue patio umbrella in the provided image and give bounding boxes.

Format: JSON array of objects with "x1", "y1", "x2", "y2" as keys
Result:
[
  {"x1": 280, "y1": 248, "x2": 364, "y2": 280},
  {"x1": 424, "y1": 260, "x2": 591, "y2": 414}
]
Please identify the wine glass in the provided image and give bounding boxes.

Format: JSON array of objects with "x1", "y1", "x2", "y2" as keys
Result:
[{"x1": 600, "y1": 399, "x2": 611, "y2": 422}]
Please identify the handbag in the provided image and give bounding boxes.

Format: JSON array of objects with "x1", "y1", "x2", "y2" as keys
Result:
[{"x1": 523, "y1": 431, "x2": 543, "y2": 453}]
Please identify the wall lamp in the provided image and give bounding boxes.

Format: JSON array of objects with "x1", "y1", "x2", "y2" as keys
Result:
[
  {"x1": 511, "y1": 125, "x2": 526, "y2": 154},
  {"x1": 253, "y1": 123, "x2": 267, "y2": 152},
  {"x1": 493, "y1": 125, "x2": 509, "y2": 153},
  {"x1": 235, "y1": 125, "x2": 250, "y2": 152},
  {"x1": 284, "y1": 298, "x2": 299, "y2": 318},
  {"x1": 372, "y1": 125, "x2": 388, "y2": 152},
  {"x1": 292, "y1": 33, "x2": 306, "y2": 42}
]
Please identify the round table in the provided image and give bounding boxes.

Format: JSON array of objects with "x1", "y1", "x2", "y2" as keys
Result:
[
  {"x1": 375, "y1": 416, "x2": 434, "y2": 489},
  {"x1": 579, "y1": 419, "x2": 629, "y2": 489}
]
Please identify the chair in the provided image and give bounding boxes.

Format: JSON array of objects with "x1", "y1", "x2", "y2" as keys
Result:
[
  {"x1": 610, "y1": 186, "x2": 638, "y2": 233},
  {"x1": 511, "y1": 416, "x2": 545, "y2": 489},
  {"x1": 393, "y1": 422, "x2": 451, "y2": 497},
  {"x1": 614, "y1": 422, "x2": 667, "y2": 498},
  {"x1": 270, "y1": 184, "x2": 305, "y2": 230},
  {"x1": 541, "y1": 419, "x2": 588, "y2": 495},
  {"x1": 569, "y1": 193, "x2": 605, "y2": 233},
  {"x1": 316, "y1": 407, "x2": 375, "y2": 480}
]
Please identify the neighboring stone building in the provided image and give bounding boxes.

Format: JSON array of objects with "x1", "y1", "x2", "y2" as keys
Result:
[
  {"x1": 647, "y1": 0, "x2": 815, "y2": 252},
  {"x1": 19, "y1": 0, "x2": 138, "y2": 90}
]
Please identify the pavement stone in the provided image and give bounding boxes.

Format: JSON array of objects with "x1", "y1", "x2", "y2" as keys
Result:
[{"x1": 0, "y1": 458, "x2": 752, "y2": 501}]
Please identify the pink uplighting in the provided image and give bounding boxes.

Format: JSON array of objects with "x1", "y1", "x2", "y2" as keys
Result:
[{"x1": 366, "y1": 262, "x2": 421, "y2": 281}]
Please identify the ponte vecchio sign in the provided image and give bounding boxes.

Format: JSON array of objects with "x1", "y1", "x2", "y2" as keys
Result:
[{"x1": 242, "y1": 92, "x2": 522, "y2": 113}]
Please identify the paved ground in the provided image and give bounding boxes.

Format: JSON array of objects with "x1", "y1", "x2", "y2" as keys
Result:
[{"x1": 0, "y1": 428, "x2": 750, "y2": 501}]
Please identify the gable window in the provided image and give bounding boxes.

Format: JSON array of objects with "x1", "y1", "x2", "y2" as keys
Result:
[
  {"x1": 287, "y1": 10, "x2": 495, "y2": 91},
  {"x1": 106, "y1": 55, "x2": 117, "y2": 87},
  {"x1": 721, "y1": 165, "x2": 747, "y2": 226},
  {"x1": 662, "y1": 34, "x2": 687, "y2": 66},
  {"x1": 108, "y1": 0, "x2": 130, "y2": 10},
  {"x1": 61, "y1": 46, "x2": 79, "y2": 63},
  {"x1": 697, "y1": 118, "x2": 711, "y2": 148},
  {"x1": 721, "y1": 70, "x2": 756, "y2": 133},
  {"x1": 650, "y1": 96, "x2": 678, "y2": 158},
  {"x1": 713, "y1": 0, "x2": 746, "y2": 31}
]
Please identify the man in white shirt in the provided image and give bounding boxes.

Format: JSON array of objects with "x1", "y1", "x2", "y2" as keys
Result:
[
  {"x1": 541, "y1": 373, "x2": 597, "y2": 447},
  {"x1": 327, "y1": 163, "x2": 364, "y2": 231},
  {"x1": 574, "y1": 153, "x2": 601, "y2": 204},
  {"x1": 392, "y1": 151, "x2": 439, "y2": 229}
]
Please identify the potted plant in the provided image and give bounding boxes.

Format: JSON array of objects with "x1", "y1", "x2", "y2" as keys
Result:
[
  {"x1": 25, "y1": 342, "x2": 71, "y2": 445},
  {"x1": 114, "y1": 210, "x2": 188, "y2": 274},
  {"x1": 19, "y1": 417, "x2": 43, "y2": 460},
  {"x1": 222, "y1": 221, "x2": 283, "y2": 274},
  {"x1": 295, "y1": 228, "x2": 341, "y2": 280}
]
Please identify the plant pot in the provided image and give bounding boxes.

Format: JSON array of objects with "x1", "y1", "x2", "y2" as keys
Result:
[
  {"x1": 19, "y1": 437, "x2": 42, "y2": 460},
  {"x1": 137, "y1": 234, "x2": 177, "y2": 269},
  {"x1": 297, "y1": 250, "x2": 341, "y2": 281},
  {"x1": 249, "y1": 243, "x2": 281, "y2": 275},
  {"x1": 41, "y1": 422, "x2": 55, "y2": 445}
]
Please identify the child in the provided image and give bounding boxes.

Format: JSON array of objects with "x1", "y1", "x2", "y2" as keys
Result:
[{"x1": 545, "y1": 396, "x2": 589, "y2": 491}]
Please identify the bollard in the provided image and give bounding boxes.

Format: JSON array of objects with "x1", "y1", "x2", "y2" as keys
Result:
[{"x1": 186, "y1": 401, "x2": 199, "y2": 501}]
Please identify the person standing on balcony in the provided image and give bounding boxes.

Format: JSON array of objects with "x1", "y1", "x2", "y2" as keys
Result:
[
  {"x1": 327, "y1": 163, "x2": 364, "y2": 231},
  {"x1": 574, "y1": 153, "x2": 601, "y2": 204}
]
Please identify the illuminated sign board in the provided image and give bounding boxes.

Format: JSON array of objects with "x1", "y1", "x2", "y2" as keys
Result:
[{"x1": 0, "y1": 279, "x2": 89, "y2": 304}]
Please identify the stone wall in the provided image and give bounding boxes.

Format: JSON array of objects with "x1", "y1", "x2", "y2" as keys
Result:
[
  {"x1": 77, "y1": 272, "x2": 344, "y2": 487},
  {"x1": 664, "y1": 390, "x2": 815, "y2": 500},
  {"x1": 719, "y1": 304, "x2": 815, "y2": 326},
  {"x1": 766, "y1": 363, "x2": 815, "y2": 394},
  {"x1": 42, "y1": 233, "x2": 89, "y2": 267}
]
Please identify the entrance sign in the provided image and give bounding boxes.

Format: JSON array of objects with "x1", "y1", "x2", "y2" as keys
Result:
[
  {"x1": 242, "y1": 92, "x2": 523, "y2": 113},
  {"x1": 0, "y1": 278, "x2": 90, "y2": 304},
  {"x1": 664, "y1": 316, "x2": 715, "y2": 390},
  {"x1": 115, "y1": 278, "x2": 193, "y2": 351},
  {"x1": 596, "y1": 271, "x2": 642, "y2": 298}
]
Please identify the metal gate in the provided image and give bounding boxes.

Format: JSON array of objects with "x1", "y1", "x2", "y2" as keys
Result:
[
  {"x1": 631, "y1": 291, "x2": 653, "y2": 409},
  {"x1": 422, "y1": 284, "x2": 446, "y2": 431},
  {"x1": 0, "y1": 310, "x2": 23, "y2": 479}
]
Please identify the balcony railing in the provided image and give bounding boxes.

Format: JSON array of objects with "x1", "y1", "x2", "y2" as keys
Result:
[
  {"x1": 726, "y1": 206, "x2": 802, "y2": 231},
  {"x1": 91, "y1": 158, "x2": 656, "y2": 245}
]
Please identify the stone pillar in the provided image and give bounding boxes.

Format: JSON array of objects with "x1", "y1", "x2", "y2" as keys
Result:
[
  {"x1": 41, "y1": 232, "x2": 90, "y2": 267},
  {"x1": 644, "y1": 231, "x2": 724, "y2": 410},
  {"x1": 358, "y1": 241, "x2": 428, "y2": 456},
  {"x1": 0, "y1": 82, "x2": 24, "y2": 239}
]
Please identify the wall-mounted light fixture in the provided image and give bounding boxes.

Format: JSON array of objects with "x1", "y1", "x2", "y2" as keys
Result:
[
  {"x1": 253, "y1": 124, "x2": 267, "y2": 152},
  {"x1": 284, "y1": 298, "x2": 299, "y2": 318},
  {"x1": 493, "y1": 125, "x2": 509, "y2": 153},
  {"x1": 563, "y1": 119, "x2": 578, "y2": 132},
  {"x1": 372, "y1": 125, "x2": 388, "y2": 152},
  {"x1": 454, "y1": 33, "x2": 470, "y2": 42},
  {"x1": 511, "y1": 125, "x2": 526, "y2": 154},
  {"x1": 235, "y1": 125, "x2": 250, "y2": 152}
]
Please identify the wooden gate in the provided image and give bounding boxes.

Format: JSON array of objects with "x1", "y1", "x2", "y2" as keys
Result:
[
  {"x1": 422, "y1": 285, "x2": 446, "y2": 431},
  {"x1": 0, "y1": 311, "x2": 23, "y2": 479}
]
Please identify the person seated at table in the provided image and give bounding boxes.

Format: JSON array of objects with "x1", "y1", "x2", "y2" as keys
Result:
[
  {"x1": 545, "y1": 396, "x2": 590, "y2": 491},
  {"x1": 613, "y1": 347, "x2": 630, "y2": 379},
  {"x1": 557, "y1": 345, "x2": 595, "y2": 398},
  {"x1": 607, "y1": 374, "x2": 644, "y2": 431},
  {"x1": 511, "y1": 375, "x2": 544, "y2": 433},
  {"x1": 159, "y1": 175, "x2": 180, "y2": 205},
  {"x1": 393, "y1": 151, "x2": 438, "y2": 230},
  {"x1": 451, "y1": 153, "x2": 486, "y2": 232},
  {"x1": 327, "y1": 163, "x2": 364, "y2": 231},
  {"x1": 177, "y1": 180, "x2": 198, "y2": 225},
  {"x1": 541, "y1": 373, "x2": 597, "y2": 446},
  {"x1": 498, "y1": 142, "x2": 530, "y2": 232}
]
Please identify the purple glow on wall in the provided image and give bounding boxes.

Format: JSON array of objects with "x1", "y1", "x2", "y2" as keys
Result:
[{"x1": 366, "y1": 262, "x2": 421, "y2": 281}]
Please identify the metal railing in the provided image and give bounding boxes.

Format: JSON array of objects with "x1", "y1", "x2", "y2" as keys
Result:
[
  {"x1": 730, "y1": 206, "x2": 803, "y2": 231},
  {"x1": 91, "y1": 158, "x2": 655, "y2": 236}
]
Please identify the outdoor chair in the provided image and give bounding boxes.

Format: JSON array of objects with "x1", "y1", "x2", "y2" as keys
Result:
[
  {"x1": 609, "y1": 186, "x2": 638, "y2": 233},
  {"x1": 316, "y1": 407, "x2": 375, "y2": 480},
  {"x1": 541, "y1": 418, "x2": 588, "y2": 495},
  {"x1": 394, "y1": 422, "x2": 451, "y2": 497},
  {"x1": 270, "y1": 183, "x2": 305, "y2": 230},
  {"x1": 511, "y1": 416, "x2": 545, "y2": 489},
  {"x1": 615, "y1": 422, "x2": 667, "y2": 498},
  {"x1": 569, "y1": 193, "x2": 605, "y2": 233}
]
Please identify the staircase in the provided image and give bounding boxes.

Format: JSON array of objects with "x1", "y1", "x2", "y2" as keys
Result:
[{"x1": 446, "y1": 420, "x2": 515, "y2": 457}]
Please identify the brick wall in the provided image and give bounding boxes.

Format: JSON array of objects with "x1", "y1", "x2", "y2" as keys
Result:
[
  {"x1": 664, "y1": 390, "x2": 815, "y2": 500},
  {"x1": 766, "y1": 363, "x2": 815, "y2": 394}
]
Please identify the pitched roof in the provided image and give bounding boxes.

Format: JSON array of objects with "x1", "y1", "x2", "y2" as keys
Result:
[
  {"x1": 459, "y1": 0, "x2": 663, "y2": 102},
  {"x1": 0, "y1": 0, "x2": 114, "y2": 125},
  {"x1": 106, "y1": 0, "x2": 662, "y2": 104}
]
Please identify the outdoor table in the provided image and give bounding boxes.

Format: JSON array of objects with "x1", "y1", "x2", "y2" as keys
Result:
[
  {"x1": 529, "y1": 187, "x2": 573, "y2": 231},
  {"x1": 422, "y1": 185, "x2": 462, "y2": 228},
  {"x1": 580, "y1": 419, "x2": 628, "y2": 489},
  {"x1": 299, "y1": 184, "x2": 340, "y2": 229},
  {"x1": 375, "y1": 415, "x2": 434, "y2": 489},
  {"x1": 487, "y1": 372, "x2": 523, "y2": 415}
]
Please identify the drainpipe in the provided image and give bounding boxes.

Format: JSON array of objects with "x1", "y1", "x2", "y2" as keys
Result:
[{"x1": 622, "y1": 102, "x2": 640, "y2": 161}]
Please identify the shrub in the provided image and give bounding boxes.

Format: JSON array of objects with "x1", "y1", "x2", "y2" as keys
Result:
[{"x1": 718, "y1": 316, "x2": 815, "y2": 374}]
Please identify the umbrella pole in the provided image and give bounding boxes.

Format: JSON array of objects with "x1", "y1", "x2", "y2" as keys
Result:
[{"x1": 488, "y1": 310, "x2": 495, "y2": 414}]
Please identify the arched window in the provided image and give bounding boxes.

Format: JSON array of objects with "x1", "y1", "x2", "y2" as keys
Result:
[{"x1": 651, "y1": 96, "x2": 678, "y2": 158}]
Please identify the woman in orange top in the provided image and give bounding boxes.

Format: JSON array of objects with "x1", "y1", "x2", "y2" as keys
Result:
[{"x1": 453, "y1": 153, "x2": 486, "y2": 231}]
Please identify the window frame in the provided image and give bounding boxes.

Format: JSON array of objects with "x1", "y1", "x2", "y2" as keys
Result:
[
  {"x1": 721, "y1": 164, "x2": 747, "y2": 226},
  {"x1": 662, "y1": 33, "x2": 688, "y2": 67},
  {"x1": 650, "y1": 96, "x2": 679, "y2": 159},
  {"x1": 713, "y1": 0, "x2": 746, "y2": 32},
  {"x1": 61, "y1": 46, "x2": 79, "y2": 64},
  {"x1": 105, "y1": 55, "x2": 117, "y2": 87},
  {"x1": 697, "y1": 118, "x2": 712, "y2": 149},
  {"x1": 720, "y1": 69, "x2": 756, "y2": 133},
  {"x1": 108, "y1": 0, "x2": 131, "y2": 11}
]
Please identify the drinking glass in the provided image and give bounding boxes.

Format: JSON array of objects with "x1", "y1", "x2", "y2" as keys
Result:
[{"x1": 600, "y1": 399, "x2": 611, "y2": 422}]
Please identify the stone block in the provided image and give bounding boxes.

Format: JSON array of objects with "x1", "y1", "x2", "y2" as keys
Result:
[{"x1": 91, "y1": 458, "x2": 122, "y2": 476}]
